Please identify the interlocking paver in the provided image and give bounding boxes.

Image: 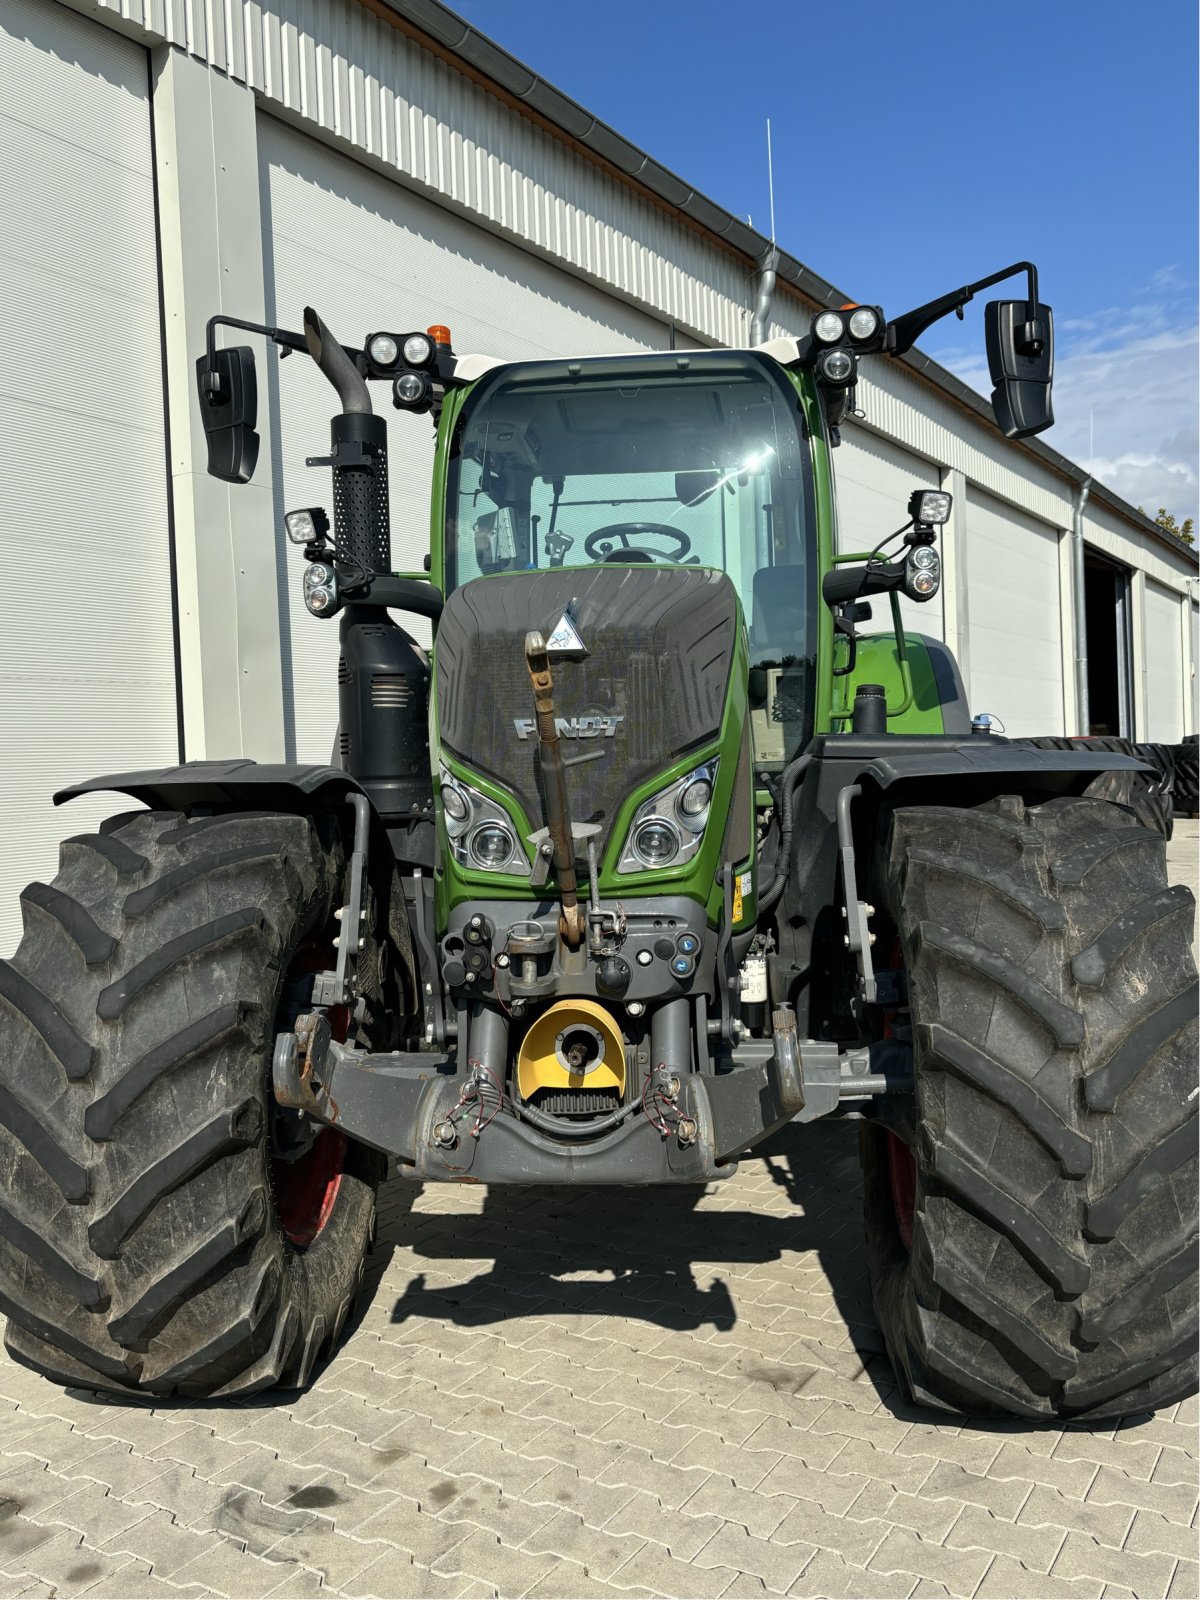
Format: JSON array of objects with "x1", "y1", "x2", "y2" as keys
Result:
[
  {"x1": 1052, "y1": 1431, "x2": 1162, "y2": 1480},
  {"x1": 787, "y1": 1549, "x2": 914, "y2": 1598},
  {"x1": 1151, "y1": 1446, "x2": 1198, "y2": 1488},
  {"x1": 1088, "y1": 1464, "x2": 1199, "y2": 1523},
  {"x1": 773, "y1": 1499, "x2": 892, "y2": 1569},
  {"x1": 691, "y1": 1521, "x2": 815, "y2": 1591},
  {"x1": 990, "y1": 1440, "x2": 1099, "y2": 1499},
  {"x1": 974, "y1": 1555, "x2": 1104, "y2": 1599},
  {"x1": 737, "y1": 1416, "x2": 844, "y2": 1470},
  {"x1": 841, "y1": 1480, "x2": 961, "y2": 1544},
  {"x1": 921, "y1": 1459, "x2": 1031, "y2": 1521},
  {"x1": 519, "y1": 1504, "x2": 648, "y2": 1581},
  {"x1": 610, "y1": 1539, "x2": 745, "y2": 1598},
  {"x1": 1019, "y1": 1483, "x2": 1135, "y2": 1545},
  {"x1": 823, "y1": 1436, "x2": 938, "y2": 1496},
  {"x1": 681, "y1": 1473, "x2": 799, "y2": 1539},
  {"x1": 670, "y1": 1433, "x2": 784, "y2": 1490},
  {"x1": 431, "y1": 1527, "x2": 557, "y2": 1593},
  {"x1": 754, "y1": 1456, "x2": 867, "y2": 1516},
  {"x1": 1124, "y1": 1508, "x2": 1200, "y2": 1563},
  {"x1": 945, "y1": 1501, "x2": 1067, "y2": 1572},
  {"x1": 0, "y1": 1117, "x2": 1193, "y2": 1599},
  {"x1": 604, "y1": 1490, "x2": 726, "y2": 1562},
  {"x1": 1051, "y1": 1530, "x2": 1177, "y2": 1593},
  {"x1": 1168, "y1": 1557, "x2": 1200, "y2": 1598},
  {"x1": 94, "y1": 1507, "x2": 225, "y2": 1579},
  {"x1": 868, "y1": 1524, "x2": 992, "y2": 1591}
]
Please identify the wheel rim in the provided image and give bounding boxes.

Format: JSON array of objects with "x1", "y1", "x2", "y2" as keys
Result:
[
  {"x1": 880, "y1": 933, "x2": 915, "y2": 1252},
  {"x1": 272, "y1": 1128, "x2": 348, "y2": 1247},
  {"x1": 270, "y1": 940, "x2": 350, "y2": 1249},
  {"x1": 886, "y1": 1131, "x2": 916, "y2": 1252}
]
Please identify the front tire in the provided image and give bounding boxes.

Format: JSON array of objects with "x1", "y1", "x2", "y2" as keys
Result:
[
  {"x1": 0, "y1": 809, "x2": 383, "y2": 1397},
  {"x1": 862, "y1": 794, "x2": 1198, "y2": 1420}
]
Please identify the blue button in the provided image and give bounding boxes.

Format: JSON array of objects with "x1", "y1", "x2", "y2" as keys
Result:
[
  {"x1": 671, "y1": 956, "x2": 693, "y2": 977},
  {"x1": 677, "y1": 933, "x2": 700, "y2": 956}
]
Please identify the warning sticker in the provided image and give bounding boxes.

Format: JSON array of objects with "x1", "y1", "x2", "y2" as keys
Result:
[{"x1": 732, "y1": 869, "x2": 753, "y2": 923}]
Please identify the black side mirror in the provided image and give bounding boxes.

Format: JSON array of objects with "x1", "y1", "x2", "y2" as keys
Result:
[
  {"x1": 985, "y1": 300, "x2": 1054, "y2": 439},
  {"x1": 195, "y1": 345, "x2": 260, "y2": 483}
]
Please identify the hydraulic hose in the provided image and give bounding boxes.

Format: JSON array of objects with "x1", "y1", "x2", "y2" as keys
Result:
[{"x1": 757, "y1": 752, "x2": 813, "y2": 915}]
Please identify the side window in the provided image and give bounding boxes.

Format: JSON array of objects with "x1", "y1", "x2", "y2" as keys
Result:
[{"x1": 453, "y1": 458, "x2": 502, "y2": 583}]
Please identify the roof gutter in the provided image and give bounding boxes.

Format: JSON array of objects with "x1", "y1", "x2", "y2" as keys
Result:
[{"x1": 378, "y1": 0, "x2": 1195, "y2": 569}]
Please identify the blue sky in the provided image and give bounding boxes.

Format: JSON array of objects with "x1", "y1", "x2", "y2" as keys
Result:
[{"x1": 457, "y1": 0, "x2": 1199, "y2": 526}]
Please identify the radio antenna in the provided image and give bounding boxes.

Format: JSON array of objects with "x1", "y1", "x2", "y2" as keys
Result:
[{"x1": 766, "y1": 118, "x2": 776, "y2": 243}]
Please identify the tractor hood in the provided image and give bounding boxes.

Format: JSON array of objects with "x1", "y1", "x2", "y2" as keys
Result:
[{"x1": 435, "y1": 565, "x2": 739, "y2": 860}]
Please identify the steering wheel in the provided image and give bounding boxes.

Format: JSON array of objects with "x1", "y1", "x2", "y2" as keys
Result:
[{"x1": 583, "y1": 522, "x2": 694, "y2": 563}]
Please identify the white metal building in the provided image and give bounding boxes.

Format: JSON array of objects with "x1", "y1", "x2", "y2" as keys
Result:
[{"x1": 1, "y1": 0, "x2": 1196, "y2": 953}]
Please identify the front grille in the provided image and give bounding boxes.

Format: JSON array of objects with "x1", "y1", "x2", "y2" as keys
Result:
[{"x1": 436, "y1": 567, "x2": 737, "y2": 851}]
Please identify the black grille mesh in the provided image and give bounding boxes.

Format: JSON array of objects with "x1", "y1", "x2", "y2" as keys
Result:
[
  {"x1": 333, "y1": 456, "x2": 390, "y2": 574},
  {"x1": 437, "y1": 568, "x2": 737, "y2": 851}
]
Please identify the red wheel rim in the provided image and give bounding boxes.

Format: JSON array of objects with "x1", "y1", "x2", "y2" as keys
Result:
[
  {"x1": 886, "y1": 1131, "x2": 916, "y2": 1252},
  {"x1": 270, "y1": 940, "x2": 350, "y2": 1248},
  {"x1": 272, "y1": 1128, "x2": 347, "y2": 1247},
  {"x1": 880, "y1": 934, "x2": 915, "y2": 1251}
]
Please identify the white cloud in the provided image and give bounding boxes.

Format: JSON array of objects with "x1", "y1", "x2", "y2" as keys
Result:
[{"x1": 928, "y1": 277, "x2": 1199, "y2": 528}]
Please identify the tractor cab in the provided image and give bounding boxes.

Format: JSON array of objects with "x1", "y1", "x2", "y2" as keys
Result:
[{"x1": 438, "y1": 350, "x2": 819, "y2": 770}]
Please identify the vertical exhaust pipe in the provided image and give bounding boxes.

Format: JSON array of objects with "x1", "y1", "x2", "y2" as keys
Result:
[{"x1": 750, "y1": 247, "x2": 779, "y2": 347}]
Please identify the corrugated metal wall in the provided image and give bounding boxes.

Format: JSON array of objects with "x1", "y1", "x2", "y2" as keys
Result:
[
  {"x1": 1144, "y1": 579, "x2": 1186, "y2": 743},
  {"x1": 259, "y1": 114, "x2": 669, "y2": 762},
  {"x1": 35, "y1": 0, "x2": 1200, "y2": 754},
  {"x1": 0, "y1": 0, "x2": 178, "y2": 956},
  {"x1": 73, "y1": 0, "x2": 1184, "y2": 576}
]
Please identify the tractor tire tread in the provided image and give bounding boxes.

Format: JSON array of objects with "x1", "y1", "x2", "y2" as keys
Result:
[
  {"x1": 0, "y1": 808, "x2": 381, "y2": 1398},
  {"x1": 862, "y1": 793, "x2": 1197, "y2": 1421}
]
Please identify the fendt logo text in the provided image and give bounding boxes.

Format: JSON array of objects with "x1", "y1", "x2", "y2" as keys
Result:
[{"x1": 513, "y1": 714, "x2": 623, "y2": 740}]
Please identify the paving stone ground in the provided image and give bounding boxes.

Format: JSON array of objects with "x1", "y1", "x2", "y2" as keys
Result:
[{"x1": 1, "y1": 825, "x2": 1196, "y2": 1599}]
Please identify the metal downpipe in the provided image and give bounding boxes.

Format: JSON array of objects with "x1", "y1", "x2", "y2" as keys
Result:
[{"x1": 1072, "y1": 477, "x2": 1092, "y2": 735}]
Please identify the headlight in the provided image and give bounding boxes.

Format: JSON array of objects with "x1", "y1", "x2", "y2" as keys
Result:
[
  {"x1": 817, "y1": 348, "x2": 856, "y2": 385},
  {"x1": 909, "y1": 489, "x2": 953, "y2": 526},
  {"x1": 303, "y1": 562, "x2": 339, "y2": 617},
  {"x1": 469, "y1": 824, "x2": 515, "y2": 870},
  {"x1": 367, "y1": 333, "x2": 399, "y2": 368},
  {"x1": 618, "y1": 761, "x2": 717, "y2": 874},
  {"x1": 905, "y1": 547, "x2": 941, "y2": 600},
  {"x1": 284, "y1": 507, "x2": 329, "y2": 545},
  {"x1": 394, "y1": 371, "x2": 432, "y2": 407},
  {"x1": 438, "y1": 764, "x2": 526, "y2": 874},
  {"x1": 813, "y1": 311, "x2": 845, "y2": 344},
  {"x1": 677, "y1": 775, "x2": 713, "y2": 830},
  {"x1": 440, "y1": 779, "x2": 470, "y2": 834},
  {"x1": 402, "y1": 333, "x2": 435, "y2": 367},
  {"x1": 848, "y1": 307, "x2": 879, "y2": 341},
  {"x1": 632, "y1": 819, "x2": 681, "y2": 867}
]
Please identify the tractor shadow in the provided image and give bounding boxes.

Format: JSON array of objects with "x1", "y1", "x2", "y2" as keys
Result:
[
  {"x1": 372, "y1": 1116, "x2": 898, "y2": 1400},
  {"x1": 368, "y1": 1127, "x2": 1134, "y2": 1437}
]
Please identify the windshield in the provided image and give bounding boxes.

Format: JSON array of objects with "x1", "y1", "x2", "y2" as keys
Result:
[{"x1": 445, "y1": 353, "x2": 817, "y2": 765}]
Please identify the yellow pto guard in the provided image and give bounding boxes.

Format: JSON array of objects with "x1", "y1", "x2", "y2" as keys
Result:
[{"x1": 515, "y1": 999, "x2": 626, "y2": 1102}]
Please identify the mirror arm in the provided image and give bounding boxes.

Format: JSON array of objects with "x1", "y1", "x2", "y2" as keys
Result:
[
  {"x1": 204, "y1": 314, "x2": 308, "y2": 370},
  {"x1": 885, "y1": 260, "x2": 1039, "y2": 355}
]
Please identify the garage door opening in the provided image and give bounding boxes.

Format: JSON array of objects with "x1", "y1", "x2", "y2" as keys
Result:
[{"x1": 1084, "y1": 549, "x2": 1134, "y2": 737}]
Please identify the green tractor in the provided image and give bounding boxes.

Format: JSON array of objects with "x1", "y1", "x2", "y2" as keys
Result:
[{"x1": 1, "y1": 262, "x2": 1195, "y2": 1421}]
